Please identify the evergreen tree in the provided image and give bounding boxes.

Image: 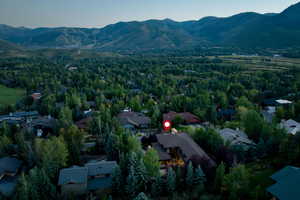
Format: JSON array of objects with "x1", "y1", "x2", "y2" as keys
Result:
[
  {"x1": 186, "y1": 162, "x2": 194, "y2": 188},
  {"x1": 112, "y1": 165, "x2": 123, "y2": 195},
  {"x1": 166, "y1": 168, "x2": 176, "y2": 194},
  {"x1": 151, "y1": 176, "x2": 163, "y2": 198},
  {"x1": 14, "y1": 173, "x2": 30, "y2": 200},
  {"x1": 214, "y1": 162, "x2": 225, "y2": 193},
  {"x1": 126, "y1": 166, "x2": 139, "y2": 198},
  {"x1": 143, "y1": 148, "x2": 160, "y2": 178},
  {"x1": 133, "y1": 192, "x2": 149, "y2": 200}
]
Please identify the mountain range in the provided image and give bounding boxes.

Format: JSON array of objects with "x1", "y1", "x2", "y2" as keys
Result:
[{"x1": 0, "y1": 2, "x2": 300, "y2": 51}]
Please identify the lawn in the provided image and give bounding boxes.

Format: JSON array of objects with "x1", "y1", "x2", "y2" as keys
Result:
[{"x1": 0, "y1": 85, "x2": 25, "y2": 106}]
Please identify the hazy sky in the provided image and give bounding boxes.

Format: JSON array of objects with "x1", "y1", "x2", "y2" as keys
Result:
[{"x1": 0, "y1": 0, "x2": 299, "y2": 28}]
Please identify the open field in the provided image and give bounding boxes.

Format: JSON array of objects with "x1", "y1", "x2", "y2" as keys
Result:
[{"x1": 0, "y1": 85, "x2": 25, "y2": 106}]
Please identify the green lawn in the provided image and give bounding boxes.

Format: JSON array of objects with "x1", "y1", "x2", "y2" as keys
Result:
[{"x1": 0, "y1": 85, "x2": 25, "y2": 106}]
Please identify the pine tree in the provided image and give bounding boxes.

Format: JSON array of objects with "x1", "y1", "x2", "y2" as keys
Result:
[
  {"x1": 14, "y1": 173, "x2": 30, "y2": 200},
  {"x1": 135, "y1": 159, "x2": 149, "y2": 191},
  {"x1": 151, "y1": 175, "x2": 163, "y2": 198},
  {"x1": 185, "y1": 162, "x2": 194, "y2": 188},
  {"x1": 133, "y1": 192, "x2": 149, "y2": 200},
  {"x1": 126, "y1": 166, "x2": 139, "y2": 198},
  {"x1": 166, "y1": 168, "x2": 176, "y2": 193},
  {"x1": 194, "y1": 166, "x2": 206, "y2": 185},
  {"x1": 214, "y1": 162, "x2": 225, "y2": 193},
  {"x1": 112, "y1": 165, "x2": 123, "y2": 195}
]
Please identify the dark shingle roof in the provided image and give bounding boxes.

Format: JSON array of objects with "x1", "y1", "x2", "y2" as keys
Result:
[
  {"x1": 267, "y1": 166, "x2": 300, "y2": 200},
  {"x1": 87, "y1": 177, "x2": 112, "y2": 191},
  {"x1": 117, "y1": 112, "x2": 150, "y2": 127},
  {"x1": 163, "y1": 112, "x2": 201, "y2": 124},
  {"x1": 0, "y1": 176, "x2": 18, "y2": 197},
  {"x1": 0, "y1": 157, "x2": 22, "y2": 175},
  {"x1": 152, "y1": 143, "x2": 172, "y2": 161},
  {"x1": 156, "y1": 133, "x2": 216, "y2": 166},
  {"x1": 85, "y1": 161, "x2": 117, "y2": 176},
  {"x1": 58, "y1": 166, "x2": 88, "y2": 185}
]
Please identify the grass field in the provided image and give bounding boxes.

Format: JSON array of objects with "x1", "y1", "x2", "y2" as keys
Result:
[{"x1": 0, "y1": 85, "x2": 25, "y2": 106}]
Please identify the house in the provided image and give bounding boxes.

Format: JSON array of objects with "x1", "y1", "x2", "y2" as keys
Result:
[
  {"x1": 163, "y1": 111, "x2": 201, "y2": 125},
  {"x1": 267, "y1": 166, "x2": 300, "y2": 200},
  {"x1": 85, "y1": 160, "x2": 117, "y2": 192},
  {"x1": 0, "y1": 157, "x2": 23, "y2": 197},
  {"x1": 218, "y1": 128, "x2": 255, "y2": 149},
  {"x1": 280, "y1": 119, "x2": 300, "y2": 135},
  {"x1": 58, "y1": 161, "x2": 117, "y2": 195},
  {"x1": 262, "y1": 99, "x2": 292, "y2": 107},
  {"x1": 117, "y1": 111, "x2": 151, "y2": 130},
  {"x1": 153, "y1": 132, "x2": 216, "y2": 168},
  {"x1": 0, "y1": 111, "x2": 39, "y2": 124},
  {"x1": 31, "y1": 92, "x2": 42, "y2": 101},
  {"x1": 75, "y1": 117, "x2": 92, "y2": 131},
  {"x1": 58, "y1": 166, "x2": 88, "y2": 195},
  {"x1": 29, "y1": 116, "x2": 57, "y2": 136}
]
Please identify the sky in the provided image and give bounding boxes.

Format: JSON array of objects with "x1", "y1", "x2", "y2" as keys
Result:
[{"x1": 0, "y1": 0, "x2": 299, "y2": 28}]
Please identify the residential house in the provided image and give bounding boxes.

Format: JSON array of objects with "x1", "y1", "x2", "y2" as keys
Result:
[
  {"x1": 58, "y1": 166, "x2": 88, "y2": 196},
  {"x1": 85, "y1": 161, "x2": 117, "y2": 193},
  {"x1": 0, "y1": 111, "x2": 39, "y2": 124},
  {"x1": 280, "y1": 119, "x2": 300, "y2": 135},
  {"x1": 217, "y1": 109, "x2": 236, "y2": 121},
  {"x1": 0, "y1": 157, "x2": 23, "y2": 197},
  {"x1": 163, "y1": 111, "x2": 201, "y2": 125},
  {"x1": 75, "y1": 117, "x2": 92, "y2": 131},
  {"x1": 267, "y1": 166, "x2": 300, "y2": 200},
  {"x1": 31, "y1": 92, "x2": 42, "y2": 101},
  {"x1": 153, "y1": 132, "x2": 216, "y2": 168},
  {"x1": 262, "y1": 106, "x2": 276, "y2": 123},
  {"x1": 117, "y1": 111, "x2": 151, "y2": 130},
  {"x1": 58, "y1": 161, "x2": 117, "y2": 196},
  {"x1": 218, "y1": 128, "x2": 256, "y2": 149},
  {"x1": 29, "y1": 116, "x2": 57, "y2": 137}
]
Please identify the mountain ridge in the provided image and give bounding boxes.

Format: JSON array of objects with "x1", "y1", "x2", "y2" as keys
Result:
[{"x1": 0, "y1": 2, "x2": 300, "y2": 51}]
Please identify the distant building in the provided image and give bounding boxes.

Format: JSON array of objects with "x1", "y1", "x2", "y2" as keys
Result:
[
  {"x1": 153, "y1": 132, "x2": 216, "y2": 168},
  {"x1": 58, "y1": 166, "x2": 88, "y2": 196},
  {"x1": 0, "y1": 111, "x2": 39, "y2": 124},
  {"x1": 29, "y1": 116, "x2": 57, "y2": 137},
  {"x1": 0, "y1": 157, "x2": 23, "y2": 197},
  {"x1": 280, "y1": 119, "x2": 300, "y2": 135},
  {"x1": 58, "y1": 161, "x2": 117, "y2": 196},
  {"x1": 75, "y1": 117, "x2": 93, "y2": 131},
  {"x1": 117, "y1": 111, "x2": 151, "y2": 130},
  {"x1": 267, "y1": 166, "x2": 300, "y2": 200},
  {"x1": 31, "y1": 93, "x2": 42, "y2": 101},
  {"x1": 218, "y1": 128, "x2": 255, "y2": 149},
  {"x1": 163, "y1": 111, "x2": 201, "y2": 125}
]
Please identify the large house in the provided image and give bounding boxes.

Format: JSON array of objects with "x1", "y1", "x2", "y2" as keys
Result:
[
  {"x1": 163, "y1": 111, "x2": 201, "y2": 125},
  {"x1": 117, "y1": 111, "x2": 151, "y2": 130},
  {"x1": 280, "y1": 119, "x2": 300, "y2": 135},
  {"x1": 267, "y1": 166, "x2": 300, "y2": 200},
  {"x1": 152, "y1": 132, "x2": 215, "y2": 168},
  {"x1": 0, "y1": 111, "x2": 39, "y2": 124},
  {"x1": 218, "y1": 128, "x2": 256, "y2": 149},
  {"x1": 58, "y1": 161, "x2": 117, "y2": 196},
  {"x1": 0, "y1": 157, "x2": 23, "y2": 197}
]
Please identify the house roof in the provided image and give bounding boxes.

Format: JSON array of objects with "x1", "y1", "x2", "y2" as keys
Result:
[
  {"x1": 152, "y1": 143, "x2": 172, "y2": 161},
  {"x1": 0, "y1": 176, "x2": 18, "y2": 197},
  {"x1": 0, "y1": 157, "x2": 22, "y2": 175},
  {"x1": 163, "y1": 112, "x2": 201, "y2": 124},
  {"x1": 117, "y1": 111, "x2": 151, "y2": 127},
  {"x1": 276, "y1": 99, "x2": 292, "y2": 104},
  {"x1": 156, "y1": 133, "x2": 215, "y2": 166},
  {"x1": 85, "y1": 161, "x2": 117, "y2": 176},
  {"x1": 218, "y1": 128, "x2": 255, "y2": 147},
  {"x1": 75, "y1": 117, "x2": 92, "y2": 130},
  {"x1": 280, "y1": 119, "x2": 300, "y2": 135},
  {"x1": 31, "y1": 116, "x2": 57, "y2": 129},
  {"x1": 267, "y1": 166, "x2": 300, "y2": 200},
  {"x1": 58, "y1": 166, "x2": 88, "y2": 185},
  {"x1": 87, "y1": 177, "x2": 112, "y2": 191}
]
